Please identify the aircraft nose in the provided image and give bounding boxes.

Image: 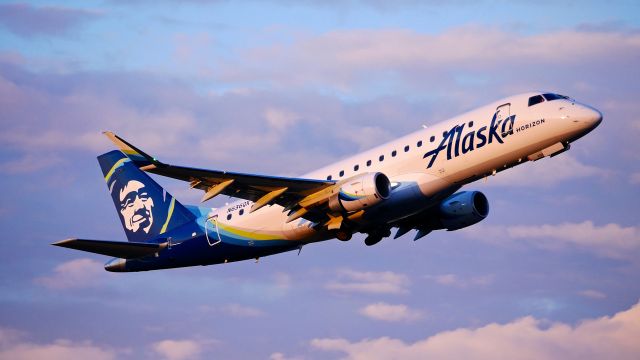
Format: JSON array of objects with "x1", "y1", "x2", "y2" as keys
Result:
[
  {"x1": 570, "y1": 103, "x2": 602, "y2": 130},
  {"x1": 578, "y1": 106, "x2": 603, "y2": 129}
]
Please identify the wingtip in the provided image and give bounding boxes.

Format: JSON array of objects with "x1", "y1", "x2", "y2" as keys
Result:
[
  {"x1": 101, "y1": 132, "x2": 160, "y2": 166},
  {"x1": 102, "y1": 131, "x2": 124, "y2": 147},
  {"x1": 52, "y1": 238, "x2": 76, "y2": 247}
]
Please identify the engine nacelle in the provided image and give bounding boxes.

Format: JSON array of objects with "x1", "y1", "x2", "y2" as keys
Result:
[
  {"x1": 329, "y1": 172, "x2": 391, "y2": 212},
  {"x1": 438, "y1": 191, "x2": 489, "y2": 230}
]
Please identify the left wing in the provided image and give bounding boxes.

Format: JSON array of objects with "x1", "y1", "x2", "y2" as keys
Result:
[{"x1": 103, "y1": 132, "x2": 340, "y2": 222}]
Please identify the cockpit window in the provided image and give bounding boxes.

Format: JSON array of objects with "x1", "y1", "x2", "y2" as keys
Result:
[
  {"x1": 528, "y1": 95, "x2": 545, "y2": 107},
  {"x1": 542, "y1": 93, "x2": 569, "y2": 101}
]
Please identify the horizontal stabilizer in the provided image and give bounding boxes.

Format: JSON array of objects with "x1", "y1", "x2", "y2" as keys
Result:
[{"x1": 52, "y1": 238, "x2": 167, "y2": 259}]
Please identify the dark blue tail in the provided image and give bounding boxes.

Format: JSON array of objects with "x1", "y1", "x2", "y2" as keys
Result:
[{"x1": 98, "y1": 150, "x2": 195, "y2": 243}]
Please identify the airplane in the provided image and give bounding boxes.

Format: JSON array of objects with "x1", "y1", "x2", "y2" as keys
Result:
[{"x1": 53, "y1": 92, "x2": 602, "y2": 272}]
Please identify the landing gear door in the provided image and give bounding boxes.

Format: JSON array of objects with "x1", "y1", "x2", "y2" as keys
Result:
[
  {"x1": 496, "y1": 103, "x2": 511, "y2": 136},
  {"x1": 496, "y1": 103, "x2": 511, "y2": 123},
  {"x1": 205, "y1": 214, "x2": 222, "y2": 246}
]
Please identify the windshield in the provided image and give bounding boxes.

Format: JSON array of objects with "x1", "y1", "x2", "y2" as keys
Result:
[
  {"x1": 543, "y1": 93, "x2": 570, "y2": 101},
  {"x1": 528, "y1": 95, "x2": 545, "y2": 107}
]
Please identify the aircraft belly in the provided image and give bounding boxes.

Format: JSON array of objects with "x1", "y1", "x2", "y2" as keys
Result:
[
  {"x1": 362, "y1": 180, "x2": 447, "y2": 225},
  {"x1": 120, "y1": 235, "x2": 301, "y2": 271}
]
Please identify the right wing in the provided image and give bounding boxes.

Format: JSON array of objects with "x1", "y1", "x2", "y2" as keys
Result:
[{"x1": 52, "y1": 238, "x2": 167, "y2": 259}]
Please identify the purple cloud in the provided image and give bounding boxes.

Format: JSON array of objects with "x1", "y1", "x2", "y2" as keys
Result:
[
  {"x1": 309, "y1": 299, "x2": 640, "y2": 359},
  {"x1": 463, "y1": 221, "x2": 640, "y2": 260},
  {"x1": 212, "y1": 27, "x2": 640, "y2": 94},
  {"x1": 0, "y1": 3, "x2": 101, "y2": 38},
  {"x1": 0, "y1": 326, "x2": 118, "y2": 359}
]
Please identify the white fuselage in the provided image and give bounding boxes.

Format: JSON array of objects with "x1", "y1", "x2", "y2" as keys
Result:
[{"x1": 211, "y1": 92, "x2": 601, "y2": 243}]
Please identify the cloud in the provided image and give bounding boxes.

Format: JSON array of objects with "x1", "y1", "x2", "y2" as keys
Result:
[
  {"x1": 215, "y1": 27, "x2": 640, "y2": 92},
  {"x1": 359, "y1": 302, "x2": 424, "y2": 322},
  {"x1": 0, "y1": 3, "x2": 101, "y2": 38},
  {"x1": 0, "y1": 68, "x2": 202, "y2": 177},
  {"x1": 34, "y1": 258, "x2": 105, "y2": 289},
  {"x1": 0, "y1": 129, "x2": 116, "y2": 154},
  {"x1": 199, "y1": 303, "x2": 265, "y2": 318},
  {"x1": 222, "y1": 304, "x2": 265, "y2": 317},
  {"x1": 0, "y1": 153, "x2": 64, "y2": 174},
  {"x1": 0, "y1": 61, "x2": 418, "y2": 177},
  {"x1": 481, "y1": 155, "x2": 608, "y2": 187},
  {"x1": 578, "y1": 290, "x2": 607, "y2": 300},
  {"x1": 269, "y1": 352, "x2": 304, "y2": 360},
  {"x1": 425, "y1": 274, "x2": 494, "y2": 288},
  {"x1": 311, "y1": 300, "x2": 640, "y2": 360},
  {"x1": 264, "y1": 107, "x2": 299, "y2": 132},
  {"x1": 273, "y1": 272, "x2": 292, "y2": 291},
  {"x1": 463, "y1": 221, "x2": 640, "y2": 260},
  {"x1": 325, "y1": 269, "x2": 410, "y2": 295},
  {"x1": 151, "y1": 339, "x2": 215, "y2": 360},
  {"x1": 228, "y1": 272, "x2": 293, "y2": 300},
  {"x1": 0, "y1": 326, "x2": 117, "y2": 360},
  {"x1": 338, "y1": 125, "x2": 393, "y2": 151}
]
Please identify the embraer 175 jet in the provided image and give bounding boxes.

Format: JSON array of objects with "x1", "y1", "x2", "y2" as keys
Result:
[{"x1": 54, "y1": 92, "x2": 602, "y2": 272}]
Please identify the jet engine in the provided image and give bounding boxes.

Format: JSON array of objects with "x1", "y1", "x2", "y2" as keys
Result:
[
  {"x1": 438, "y1": 191, "x2": 489, "y2": 230},
  {"x1": 328, "y1": 172, "x2": 391, "y2": 212}
]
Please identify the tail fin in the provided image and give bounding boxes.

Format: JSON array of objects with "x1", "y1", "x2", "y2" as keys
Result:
[{"x1": 98, "y1": 150, "x2": 195, "y2": 243}]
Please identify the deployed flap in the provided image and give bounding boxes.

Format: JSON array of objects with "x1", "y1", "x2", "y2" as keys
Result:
[{"x1": 52, "y1": 238, "x2": 167, "y2": 259}]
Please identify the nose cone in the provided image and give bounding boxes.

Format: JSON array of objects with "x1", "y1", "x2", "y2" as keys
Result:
[
  {"x1": 585, "y1": 107, "x2": 603, "y2": 128},
  {"x1": 105, "y1": 258, "x2": 127, "y2": 272},
  {"x1": 577, "y1": 105, "x2": 603, "y2": 129}
]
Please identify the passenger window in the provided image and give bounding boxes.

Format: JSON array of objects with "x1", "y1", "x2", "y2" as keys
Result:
[
  {"x1": 528, "y1": 95, "x2": 545, "y2": 107},
  {"x1": 404, "y1": 145, "x2": 410, "y2": 152},
  {"x1": 468, "y1": 121, "x2": 474, "y2": 127},
  {"x1": 239, "y1": 209, "x2": 244, "y2": 216},
  {"x1": 354, "y1": 165, "x2": 359, "y2": 171},
  {"x1": 327, "y1": 175, "x2": 332, "y2": 180},
  {"x1": 379, "y1": 155, "x2": 384, "y2": 162},
  {"x1": 366, "y1": 160, "x2": 372, "y2": 166},
  {"x1": 417, "y1": 141, "x2": 422, "y2": 147},
  {"x1": 430, "y1": 136, "x2": 435, "y2": 142},
  {"x1": 339, "y1": 170, "x2": 344, "y2": 177},
  {"x1": 392, "y1": 150, "x2": 397, "y2": 157},
  {"x1": 227, "y1": 214, "x2": 232, "y2": 220}
]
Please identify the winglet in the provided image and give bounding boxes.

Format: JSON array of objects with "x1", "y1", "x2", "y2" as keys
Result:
[{"x1": 103, "y1": 131, "x2": 162, "y2": 169}]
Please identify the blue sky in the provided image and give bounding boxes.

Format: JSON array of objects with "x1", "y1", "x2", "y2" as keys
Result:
[{"x1": 1, "y1": 1, "x2": 639, "y2": 359}]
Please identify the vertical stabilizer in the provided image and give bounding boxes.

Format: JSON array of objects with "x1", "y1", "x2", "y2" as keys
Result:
[{"x1": 98, "y1": 150, "x2": 194, "y2": 243}]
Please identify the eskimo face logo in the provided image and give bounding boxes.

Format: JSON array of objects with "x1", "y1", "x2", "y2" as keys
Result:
[{"x1": 118, "y1": 180, "x2": 154, "y2": 234}]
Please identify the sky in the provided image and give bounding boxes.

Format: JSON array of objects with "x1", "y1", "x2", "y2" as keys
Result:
[{"x1": 1, "y1": 0, "x2": 639, "y2": 359}]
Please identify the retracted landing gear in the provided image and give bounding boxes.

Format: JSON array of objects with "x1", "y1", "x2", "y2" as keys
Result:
[
  {"x1": 336, "y1": 229, "x2": 352, "y2": 241},
  {"x1": 364, "y1": 228, "x2": 391, "y2": 246}
]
